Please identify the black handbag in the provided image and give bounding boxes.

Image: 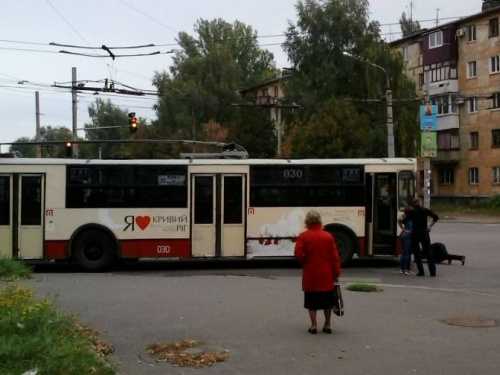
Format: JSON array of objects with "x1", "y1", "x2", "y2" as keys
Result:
[{"x1": 333, "y1": 284, "x2": 344, "y2": 316}]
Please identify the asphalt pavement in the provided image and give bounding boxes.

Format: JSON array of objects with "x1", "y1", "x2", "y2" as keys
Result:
[
  {"x1": 18, "y1": 240, "x2": 500, "y2": 375},
  {"x1": 8, "y1": 216, "x2": 500, "y2": 375}
]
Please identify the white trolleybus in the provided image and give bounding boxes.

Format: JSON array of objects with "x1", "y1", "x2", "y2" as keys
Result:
[{"x1": 0, "y1": 157, "x2": 416, "y2": 271}]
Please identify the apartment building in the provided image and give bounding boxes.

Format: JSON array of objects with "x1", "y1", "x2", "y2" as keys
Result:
[
  {"x1": 238, "y1": 70, "x2": 296, "y2": 157},
  {"x1": 391, "y1": 1, "x2": 500, "y2": 200}
]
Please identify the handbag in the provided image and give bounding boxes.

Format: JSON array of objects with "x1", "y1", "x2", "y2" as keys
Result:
[{"x1": 333, "y1": 284, "x2": 344, "y2": 316}]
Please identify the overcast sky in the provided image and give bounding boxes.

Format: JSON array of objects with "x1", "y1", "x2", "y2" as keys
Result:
[{"x1": 0, "y1": 0, "x2": 484, "y2": 147}]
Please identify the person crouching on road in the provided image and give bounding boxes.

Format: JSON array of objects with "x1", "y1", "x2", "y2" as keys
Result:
[
  {"x1": 294, "y1": 210, "x2": 341, "y2": 334},
  {"x1": 407, "y1": 197, "x2": 439, "y2": 277}
]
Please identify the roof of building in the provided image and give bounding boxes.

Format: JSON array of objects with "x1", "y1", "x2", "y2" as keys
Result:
[{"x1": 390, "y1": 3, "x2": 500, "y2": 45}]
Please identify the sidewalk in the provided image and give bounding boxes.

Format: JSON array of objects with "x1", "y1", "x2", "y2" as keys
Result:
[{"x1": 439, "y1": 213, "x2": 500, "y2": 224}]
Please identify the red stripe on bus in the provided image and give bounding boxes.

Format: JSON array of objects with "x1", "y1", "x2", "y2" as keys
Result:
[
  {"x1": 45, "y1": 241, "x2": 68, "y2": 259},
  {"x1": 120, "y1": 239, "x2": 191, "y2": 259},
  {"x1": 357, "y1": 237, "x2": 366, "y2": 257},
  {"x1": 44, "y1": 239, "x2": 192, "y2": 260}
]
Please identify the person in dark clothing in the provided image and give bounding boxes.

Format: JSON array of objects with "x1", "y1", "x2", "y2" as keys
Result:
[{"x1": 407, "y1": 197, "x2": 439, "y2": 277}]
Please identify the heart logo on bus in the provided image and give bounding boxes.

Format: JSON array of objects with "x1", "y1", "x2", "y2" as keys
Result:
[{"x1": 136, "y1": 216, "x2": 151, "y2": 230}]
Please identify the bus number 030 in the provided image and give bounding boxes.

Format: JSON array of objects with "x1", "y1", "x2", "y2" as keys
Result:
[
  {"x1": 157, "y1": 246, "x2": 171, "y2": 254},
  {"x1": 283, "y1": 169, "x2": 303, "y2": 179}
]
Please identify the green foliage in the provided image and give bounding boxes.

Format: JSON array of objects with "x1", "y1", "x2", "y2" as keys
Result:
[
  {"x1": 228, "y1": 107, "x2": 277, "y2": 158},
  {"x1": 346, "y1": 283, "x2": 382, "y2": 292},
  {"x1": 152, "y1": 18, "x2": 278, "y2": 156},
  {"x1": 286, "y1": 98, "x2": 373, "y2": 157},
  {"x1": 400, "y1": 11, "x2": 421, "y2": 37},
  {"x1": 9, "y1": 127, "x2": 78, "y2": 158},
  {"x1": 0, "y1": 257, "x2": 32, "y2": 281},
  {"x1": 84, "y1": 98, "x2": 136, "y2": 159},
  {"x1": 487, "y1": 194, "x2": 500, "y2": 208},
  {"x1": 0, "y1": 285, "x2": 115, "y2": 375},
  {"x1": 282, "y1": 0, "x2": 419, "y2": 158}
]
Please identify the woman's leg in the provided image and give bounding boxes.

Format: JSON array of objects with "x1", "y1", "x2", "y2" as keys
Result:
[
  {"x1": 308, "y1": 310, "x2": 318, "y2": 329},
  {"x1": 323, "y1": 308, "x2": 332, "y2": 328}
]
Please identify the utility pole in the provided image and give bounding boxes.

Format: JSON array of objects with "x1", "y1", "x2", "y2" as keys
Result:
[
  {"x1": 35, "y1": 91, "x2": 41, "y2": 158},
  {"x1": 343, "y1": 52, "x2": 395, "y2": 158},
  {"x1": 71, "y1": 67, "x2": 78, "y2": 158}
]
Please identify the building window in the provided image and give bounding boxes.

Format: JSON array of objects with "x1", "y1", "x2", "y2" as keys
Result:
[
  {"x1": 400, "y1": 45, "x2": 409, "y2": 61},
  {"x1": 469, "y1": 132, "x2": 479, "y2": 149},
  {"x1": 469, "y1": 168, "x2": 479, "y2": 184},
  {"x1": 273, "y1": 85, "x2": 279, "y2": 97},
  {"x1": 431, "y1": 95, "x2": 458, "y2": 115},
  {"x1": 418, "y1": 73, "x2": 424, "y2": 89},
  {"x1": 489, "y1": 17, "x2": 499, "y2": 37},
  {"x1": 467, "y1": 25, "x2": 476, "y2": 42},
  {"x1": 429, "y1": 31, "x2": 443, "y2": 48},
  {"x1": 492, "y1": 93, "x2": 500, "y2": 109},
  {"x1": 439, "y1": 168, "x2": 454, "y2": 184},
  {"x1": 467, "y1": 61, "x2": 477, "y2": 78},
  {"x1": 468, "y1": 97, "x2": 478, "y2": 113},
  {"x1": 438, "y1": 129, "x2": 460, "y2": 150},
  {"x1": 492, "y1": 167, "x2": 500, "y2": 184},
  {"x1": 492, "y1": 129, "x2": 500, "y2": 147},
  {"x1": 490, "y1": 55, "x2": 500, "y2": 73}
]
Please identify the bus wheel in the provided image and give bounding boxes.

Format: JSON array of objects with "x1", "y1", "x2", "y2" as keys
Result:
[
  {"x1": 331, "y1": 230, "x2": 354, "y2": 267},
  {"x1": 73, "y1": 230, "x2": 116, "y2": 271},
  {"x1": 431, "y1": 242, "x2": 448, "y2": 264}
]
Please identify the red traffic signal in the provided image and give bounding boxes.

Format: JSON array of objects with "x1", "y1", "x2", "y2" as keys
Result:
[
  {"x1": 65, "y1": 141, "x2": 73, "y2": 157},
  {"x1": 128, "y1": 112, "x2": 138, "y2": 133}
]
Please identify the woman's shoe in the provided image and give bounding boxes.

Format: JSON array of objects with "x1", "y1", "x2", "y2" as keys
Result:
[
  {"x1": 308, "y1": 328, "x2": 317, "y2": 334},
  {"x1": 322, "y1": 327, "x2": 332, "y2": 334}
]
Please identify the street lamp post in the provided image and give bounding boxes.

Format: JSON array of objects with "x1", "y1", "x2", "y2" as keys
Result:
[{"x1": 343, "y1": 52, "x2": 395, "y2": 158}]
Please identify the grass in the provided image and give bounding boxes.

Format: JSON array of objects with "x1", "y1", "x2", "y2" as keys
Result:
[
  {"x1": 431, "y1": 195, "x2": 500, "y2": 217},
  {"x1": 346, "y1": 283, "x2": 382, "y2": 292},
  {"x1": 0, "y1": 257, "x2": 32, "y2": 281},
  {"x1": 0, "y1": 282, "x2": 115, "y2": 375}
]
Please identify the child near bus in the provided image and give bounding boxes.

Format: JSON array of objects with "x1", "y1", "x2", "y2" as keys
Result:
[{"x1": 398, "y1": 205, "x2": 413, "y2": 274}]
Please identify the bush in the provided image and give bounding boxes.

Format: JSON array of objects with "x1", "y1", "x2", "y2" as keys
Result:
[
  {"x1": 0, "y1": 285, "x2": 115, "y2": 375},
  {"x1": 0, "y1": 257, "x2": 32, "y2": 281}
]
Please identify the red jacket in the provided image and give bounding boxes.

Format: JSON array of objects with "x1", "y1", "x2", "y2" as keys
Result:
[{"x1": 294, "y1": 224, "x2": 341, "y2": 291}]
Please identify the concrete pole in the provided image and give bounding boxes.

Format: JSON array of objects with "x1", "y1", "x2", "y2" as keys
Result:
[
  {"x1": 386, "y1": 82, "x2": 395, "y2": 158},
  {"x1": 35, "y1": 91, "x2": 41, "y2": 158},
  {"x1": 72, "y1": 67, "x2": 78, "y2": 158}
]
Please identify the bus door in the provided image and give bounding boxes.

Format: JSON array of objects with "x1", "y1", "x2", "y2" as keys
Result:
[
  {"x1": 372, "y1": 173, "x2": 397, "y2": 254},
  {"x1": 0, "y1": 175, "x2": 12, "y2": 258},
  {"x1": 191, "y1": 173, "x2": 246, "y2": 258},
  {"x1": 17, "y1": 175, "x2": 45, "y2": 259}
]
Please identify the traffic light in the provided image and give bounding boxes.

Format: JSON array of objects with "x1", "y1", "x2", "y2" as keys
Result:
[
  {"x1": 128, "y1": 112, "x2": 138, "y2": 133},
  {"x1": 65, "y1": 142, "x2": 73, "y2": 157}
]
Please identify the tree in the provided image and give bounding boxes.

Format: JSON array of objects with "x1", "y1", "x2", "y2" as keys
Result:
[
  {"x1": 152, "y1": 18, "x2": 278, "y2": 156},
  {"x1": 84, "y1": 98, "x2": 135, "y2": 159},
  {"x1": 286, "y1": 98, "x2": 372, "y2": 158},
  {"x1": 282, "y1": 0, "x2": 419, "y2": 158},
  {"x1": 399, "y1": 11, "x2": 421, "y2": 37},
  {"x1": 10, "y1": 127, "x2": 76, "y2": 158}
]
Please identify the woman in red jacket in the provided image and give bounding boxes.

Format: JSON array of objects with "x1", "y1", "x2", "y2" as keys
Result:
[{"x1": 294, "y1": 210, "x2": 341, "y2": 334}]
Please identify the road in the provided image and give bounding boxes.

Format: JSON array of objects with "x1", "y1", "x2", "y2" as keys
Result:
[{"x1": 17, "y1": 222, "x2": 500, "y2": 375}]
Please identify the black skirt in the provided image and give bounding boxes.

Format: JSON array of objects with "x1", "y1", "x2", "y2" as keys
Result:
[{"x1": 304, "y1": 289, "x2": 335, "y2": 310}]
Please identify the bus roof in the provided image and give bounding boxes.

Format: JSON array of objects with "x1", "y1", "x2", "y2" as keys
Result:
[{"x1": 0, "y1": 157, "x2": 416, "y2": 167}]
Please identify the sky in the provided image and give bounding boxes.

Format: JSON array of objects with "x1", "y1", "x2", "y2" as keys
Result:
[{"x1": 0, "y1": 0, "x2": 484, "y2": 148}]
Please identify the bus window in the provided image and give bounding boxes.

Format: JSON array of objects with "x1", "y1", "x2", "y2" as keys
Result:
[
  {"x1": 0, "y1": 176, "x2": 9, "y2": 225},
  {"x1": 398, "y1": 170, "x2": 416, "y2": 210},
  {"x1": 223, "y1": 176, "x2": 243, "y2": 224}
]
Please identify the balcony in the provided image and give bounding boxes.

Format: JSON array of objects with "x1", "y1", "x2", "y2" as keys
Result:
[
  {"x1": 432, "y1": 149, "x2": 460, "y2": 164},
  {"x1": 436, "y1": 113, "x2": 460, "y2": 131}
]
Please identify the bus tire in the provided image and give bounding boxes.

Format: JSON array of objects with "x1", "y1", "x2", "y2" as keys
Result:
[
  {"x1": 330, "y1": 230, "x2": 354, "y2": 267},
  {"x1": 73, "y1": 230, "x2": 116, "y2": 271},
  {"x1": 431, "y1": 242, "x2": 448, "y2": 264}
]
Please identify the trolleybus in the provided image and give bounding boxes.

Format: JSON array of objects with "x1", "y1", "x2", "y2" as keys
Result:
[{"x1": 0, "y1": 157, "x2": 416, "y2": 271}]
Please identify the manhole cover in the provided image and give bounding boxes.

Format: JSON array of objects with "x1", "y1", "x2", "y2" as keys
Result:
[{"x1": 441, "y1": 316, "x2": 496, "y2": 327}]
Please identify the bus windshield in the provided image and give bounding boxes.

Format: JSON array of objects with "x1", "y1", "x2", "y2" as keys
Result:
[{"x1": 398, "y1": 170, "x2": 415, "y2": 210}]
